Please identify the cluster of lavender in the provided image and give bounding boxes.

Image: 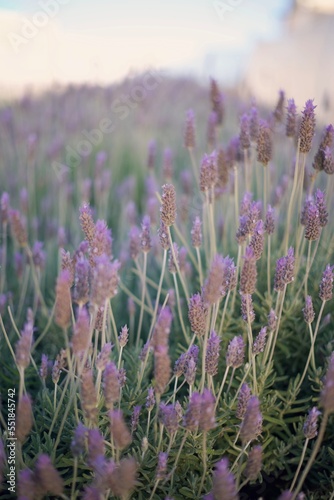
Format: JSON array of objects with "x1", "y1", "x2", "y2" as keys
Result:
[{"x1": 0, "y1": 78, "x2": 334, "y2": 499}]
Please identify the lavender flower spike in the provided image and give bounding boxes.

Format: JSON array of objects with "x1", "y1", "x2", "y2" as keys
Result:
[
  {"x1": 320, "y1": 352, "x2": 334, "y2": 413},
  {"x1": 303, "y1": 407, "x2": 321, "y2": 439},
  {"x1": 240, "y1": 396, "x2": 263, "y2": 445},
  {"x1": 210, "y1": 458, "x2": 239, "y2": 500},
  {"x1": 298, "y1": 99, "x2": 316, "y2": 154},
  {"x1": 160, "y1": 184, "x2": 177, "y2": 227},
  {"x1": 319, "y1": 264, "x2": 334, "y2": 302},
  {"x1": 205, "y1": 330, "x2": 221, "y2": 376},
  {"x1": 226, "y1": 336, "x2": 245, "y2": 368},
  {"x1": 188, "y1": 293, "x2": 207, "y2": 337},
  {"x1": 274, "y1": 247, "x2": 295, "y2": 292}
]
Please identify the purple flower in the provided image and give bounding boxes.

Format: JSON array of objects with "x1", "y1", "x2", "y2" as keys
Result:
[
  {"x1": 319, "y1": 264, "x2": 334, "y2": 302},
  {"x1": 156, "y1": 452, "x2": 168, "y2": 480},
  {"x1": 236, "y1": 383, "x2": 251, "y2": 419},
  {"x1": 71, "y1": 423, "x2": 87, "y2": 457},
  {"x1": 200, "y1": 152, "x2": 218, "y2": 193},
  {"x1": 240, "y1": 396, "x2": 263, "y2": 445},
  {"x1": 257, "y1": 119, "x2": 272, "y2": 165},
  {"x1": 131, "y1": 405, "x2": 141, "y2": 433},
  {"x1": 209, "y1": 458, "x2": 238, "y2": 500},
  {"x1": 274, "y1": 247, "x2": 295, "y2": 291},
  {"x1": 299, "y1": 99, "x2": 316, "y2": 154},
  {"x1": 90, "y1": 254, "x2": 120, "y2": 307},
  {"x1": 240, "y1": 246, "x2": 257, "y2": 295},
  {"x1": 303, "y1": 296, "x2": 315, "y2": 324},
  {"x1": 226, "y1": 336, "x2": 245, "y2": 368},
  {"x1": 286, "y1": 98, "x2": 297, "y2": 138},
  {"x1": 159, "y1": 404, "x2": 179, "y2": 434},
  {"x1": 184, "y1": 109, "x2": 196, "y2": 149},
  {"x1": 188, "y1": 293, "x2": 207, "y2": 337},
  {"x1": 205, "y1": 331, "x2": 221, "y2": 376},
  {"x1": 303, "y1": 407, "x2": 321, "y2": 439},
  {"x1": 253, "y1": 327, "x2": 267, "y2": 355},
  {"x1": 183, "y1": 392, "x2": 202, "y2": 431},
  {"x1": 239, "y1": 113, "x2": 251, "y2": 150},
  {"x1": 199, "y1": 389, "x2": 216, "y2": 432},
  {"x1": 320, "y1": 352, "x2": 334, "y2": 413}
]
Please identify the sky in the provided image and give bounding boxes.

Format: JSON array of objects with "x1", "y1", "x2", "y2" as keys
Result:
[{"x1": 0, "y1": 0, "x2": 292, "y2": 94}]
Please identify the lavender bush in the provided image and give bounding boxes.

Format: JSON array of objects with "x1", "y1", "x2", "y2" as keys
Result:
[{"x1": 0, "y1": 77, "x2": 334, "y2": 499}]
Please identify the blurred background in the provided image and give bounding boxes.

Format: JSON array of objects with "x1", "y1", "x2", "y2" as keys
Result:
[{"x1": 0, "y1": 0, "x2": 333, "y2": 119}]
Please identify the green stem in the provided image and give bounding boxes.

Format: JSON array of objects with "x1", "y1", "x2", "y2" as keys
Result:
[
  {"x1": 199, "y1": 432, "x2": 207, "y2": 496},
  {"x1": 234, "y1": 164, "x2": 239, "y2": 228},
  {"x1": 196, "y1": 247, "x2": 203, "y2": 287},
  {"x1": 173, "y1": 273, "x2": 190, "y2": 344},
  {"x1": 215, "y1": 365, "x2": 230, "y2": 411},
  {"x1": 290, "y1": 438, "x2": 309, "y2": 492},
  {"x1": 267, "y1": 235, "x2": 271, "y2": 302},
  {"x1": 292, "y1": 412, "x2": 329, "y2": 499},
  {"x1": 136, "y1": 252, "x2": 148, "y2": 349},
  {"x1": 0, "y1": 222, "x2": 7, "y2": 293},
  {"x1": 283, "y1": 140, "x2": 301, "y2": 254},
  {"x1": 218, "y1": 290, "x2": 231, "y2": 337},
  {"x1": 264, "y1": 286, "x2": 286, "y2": 377},
  {"x1": 167, "y1": 226, "x2": 189, "y2": 300}
]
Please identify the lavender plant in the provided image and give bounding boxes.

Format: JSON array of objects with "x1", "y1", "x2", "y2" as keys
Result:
[{"x1": 0, "y1": 79, "x2": 333, "y2": 499}]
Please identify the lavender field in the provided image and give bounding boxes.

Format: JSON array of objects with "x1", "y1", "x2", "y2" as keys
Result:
[{"x1": 0, "y1": 75, "x2": 334, "y2": 499}]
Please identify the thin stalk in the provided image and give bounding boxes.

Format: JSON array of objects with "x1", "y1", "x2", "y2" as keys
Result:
[
  {"x1": 218, "y1": 290, "x2": 231, "y2": 337},
  {"x1": 226, "y1": 367, "x2": 236, "y2": 396},
  {"x1": 283, "y1": 140, "x2": 301, "y2": 253},
  {"x1": 147, "y1": 249, "x2": 167, "y2": 343},
  {"x1": 263, "y1": 164, "x2": 268, "y2": 216},
  {"x1": 298, "y1": 300, "x2": 326, "y2": 380},
  {"x1": 196, "y1": 247, "x2": 203, "y2": 287},
  {"x1": 167, "y1": 226, "x2": 189, "y2": 301},
  {"x1": 234, "y1": 164, "x2": 239, "y2": 227},
  {"x1": 200, "y1": 326, "x2": 210, "y2": 393},
  {"x1": 264, "y1": 286, "x2": 286, "y2": 376},
  {"x1": 136, "y1": 252, "x2": 148, "y2": 349},
  {"x1": 199, "y1": 432, "x2": 208, "y2": 496},
  {"x1": 290, "y1": 438, "x2": 309, "y2": 492},
  {"x1": 0, "y1": 222, "x2": 7, "y2": 293},
  {"x1": 230, "y1": 363, "x2": 251, "y2": 407},
  {"x1": 173, "y1": 273, "x2": 190, "y2": 344},
  {"x1": 231, "y1": 245, "x2": 242, "y2": 317},
  {"x1": 292, "y1": 411, "x2": 329, "y2": 499},
  {"x1": 208, "y1": 191, "x2": 217, "y2": 259},
  {"x1": 231, "y1": 442, "x2": 250, "y2": 471},
  {"x1": 149, "y1": 479, "x2": 160, "y2": 500},
  {"x1": 146, "y1": 409, "x2": 152, "y2": 439},
  {"x1": 171, "y1": 431, "x2": 189, "y2": 479},
  {"x1": 305, "y1": 239, "x2": 312, "y2": 298},
  {"x1": 71, "y1": 457, "x2": 78, "y2": 500},
  {"x1": 215, "y1": 365, "x2": 230, "y2": 411},
  {"x1": 188, "y1": 147, "x2": 199, "y2": 184},
  {"x1": 267, "y1": 235, "x2": 271, "y2": 302},
  {"x1": 244, "y1": 148, "x2": 250, "y2": 194},
  {"x1": 108, "y1": 301, "x2": 119, "y2": 350}
]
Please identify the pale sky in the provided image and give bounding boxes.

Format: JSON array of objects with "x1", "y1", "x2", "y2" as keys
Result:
[{"x1": 0, "y1": 0, "x2": 291, "y2": 95}]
